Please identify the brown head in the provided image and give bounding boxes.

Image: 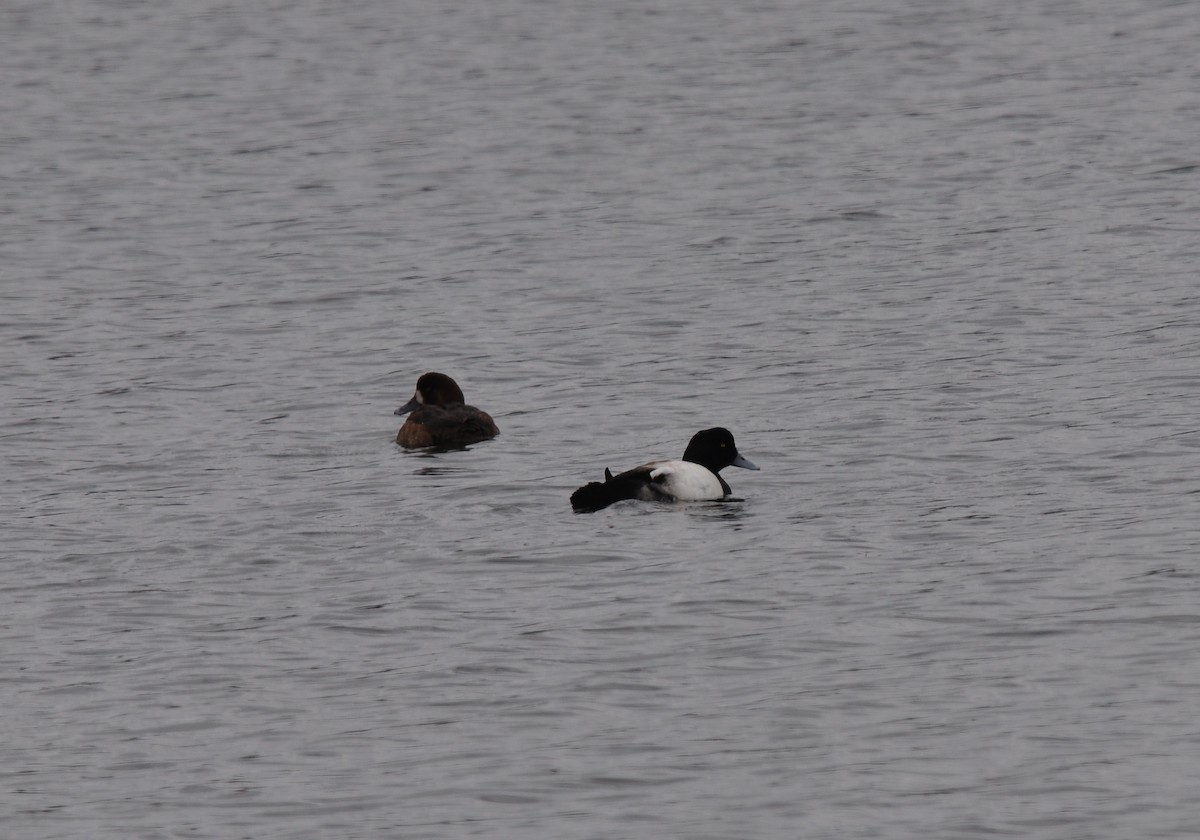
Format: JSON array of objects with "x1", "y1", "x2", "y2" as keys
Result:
[{"x1": 395, "y1": 372, "x2": 467, "y2": 415}]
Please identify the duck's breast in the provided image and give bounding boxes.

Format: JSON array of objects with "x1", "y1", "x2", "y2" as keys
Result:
[{"x1": 396, "y1": 405, "x2": 498, "y2": 448}]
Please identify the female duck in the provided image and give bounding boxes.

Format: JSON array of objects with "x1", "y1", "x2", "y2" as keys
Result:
[
  {"x1": 570, "y1": 427, "x2": 758, "y2": 512},
  {"x1": 394, "y1": 372, "x2": 499, "y2": 448}
]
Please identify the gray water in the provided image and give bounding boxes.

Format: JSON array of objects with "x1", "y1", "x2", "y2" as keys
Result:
[{"x1": 4, "y1": 0, "x2": 1200, "y2": 837}]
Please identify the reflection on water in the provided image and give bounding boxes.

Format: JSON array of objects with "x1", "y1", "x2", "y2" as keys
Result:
[{"x1": 410, "y1": 464, "x2": 469, "y2": 476}]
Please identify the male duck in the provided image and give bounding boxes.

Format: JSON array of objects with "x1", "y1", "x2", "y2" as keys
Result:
[
  {"x1": 394, "y1": 372, "x2": 499, "y2": 448},
  {"x1": 570, "y1": 427, "x2": 758, "y2": 512}
]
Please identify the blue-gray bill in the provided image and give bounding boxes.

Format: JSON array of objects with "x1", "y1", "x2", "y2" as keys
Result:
[{"x1": 394, "y1": 397, "x2": 419, "y2": 416}]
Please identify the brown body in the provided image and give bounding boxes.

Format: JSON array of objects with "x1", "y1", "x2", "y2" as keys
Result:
[{"x1": 395, "y1": 372, "x2": 499, "y2": 449}]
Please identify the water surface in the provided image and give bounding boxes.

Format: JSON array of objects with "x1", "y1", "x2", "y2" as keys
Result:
[{"x1": 4, "y1": 1, "x2": 1200, "y2": 837}]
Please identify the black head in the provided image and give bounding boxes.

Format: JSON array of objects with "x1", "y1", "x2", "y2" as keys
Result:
[
  {"x1": 680, "y1": 427, "x2": 759, "y2": 473},
  {"x1": 395, "y1": 372, "x2": 466, "y2": 415}
]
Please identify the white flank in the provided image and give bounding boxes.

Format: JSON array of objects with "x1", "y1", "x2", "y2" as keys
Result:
[{"x1": 648, "y1": 460, "x2": 725, "y2": 501}]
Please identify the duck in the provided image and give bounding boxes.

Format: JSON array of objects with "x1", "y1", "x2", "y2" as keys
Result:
[
  {"x1": 394, "y1": 372, "x2": 499, "y2": 448},
  {"x1": 570, "y1": 427, "x2": 758, "y2": 512}
]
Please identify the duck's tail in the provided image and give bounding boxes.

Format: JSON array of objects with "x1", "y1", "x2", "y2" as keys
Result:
[{"x1": 570, "y1": 468, "x2": 636, "y2": 512}]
